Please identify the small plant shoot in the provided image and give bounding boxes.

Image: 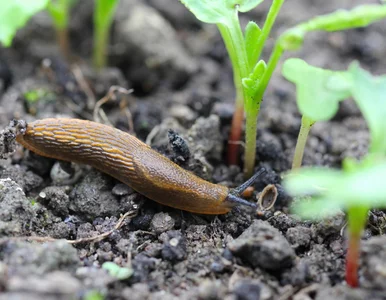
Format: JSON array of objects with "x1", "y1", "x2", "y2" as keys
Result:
[
  {"x1": 180, "y1": 0, "x2": 386, "y2": 177},
  {"x1": 284, "y1": 157, "x2": 386, "y2": 287},
  {"x1": 93, "y1": 0, "x2": 119, "y2": 69},
  {"x1": 0, "y1": 0, "x2": 49, "y2": 47},
  {"x1": 283, "y1": 59, "x2": 386, "y2": 168},
  {"x1": 283, "y1": 59, "x2": 386, "y2": 287},
  {"x1": 47, "y1": 0, "x2": 76, "y2": 59}
]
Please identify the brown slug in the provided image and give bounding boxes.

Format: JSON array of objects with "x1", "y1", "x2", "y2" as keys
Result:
[{"x1": 14, "y1": 118, "x2": 264, "y2": 214}]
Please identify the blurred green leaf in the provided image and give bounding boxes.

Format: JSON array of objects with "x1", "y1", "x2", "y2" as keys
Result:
[
  {"x1": 301, "y1": 4, "x2": 386, "y2": 32},
  {"x1": 282, "y1": 58, "x2": 351, "y2": 121},
  {"x1": 285, "y1": 158, "x2": 386, "y2": 220},
  {"x1": 0, "y1": 0, "x2": 50, "y2": 47},
  {"x1": 102, "y1": 262, "x2": 133, "y2": 280},
  {"x1": 279, "y1": 4, "x2": 386, "y2": 51},
  {"x1": 348, "y1": 63, "x2": 386, "y2": 155}
]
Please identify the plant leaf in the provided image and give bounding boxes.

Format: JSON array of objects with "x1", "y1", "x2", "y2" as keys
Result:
[
  {"x1": 102, "y1": 262, "x2": 133, "y2": 280},
  {"x1": 282, "y1": 58, "x2": 351, "y2": 121},
  {"x1": 245, "y1": 21, "x2": 261, "y2": 68},
  {"x1": 348, "y1": 63, "x2": 386, "y2": 155},
  {"x1": 0, "y1": 0, "x2": 50, "y2": 47},
  {"x1": 285, "y1": 159, "x2": 386, "y2": 220},
  {"x1": 179, "y1": 0, "x2": 264, "y2": 24},
  {"x1": 301, "y1": 4, "x2": 386, "y2": 32},
  {"x1": 283, "y1": 167, "x2": 343, "y2": 196},
  {"x1": 242, "y1": 60, "x2": 266, "y2": 97},
  {"x1": 291, "y1": 196, "x2": 343, "y2": 220}
]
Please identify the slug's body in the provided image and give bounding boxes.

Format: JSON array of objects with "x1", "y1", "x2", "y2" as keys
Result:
[{"x1": 15, "y1": 118, "x2": 259, "y2": 214}]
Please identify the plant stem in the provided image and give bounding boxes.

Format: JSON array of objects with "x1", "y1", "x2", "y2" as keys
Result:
[
  {"x1": 93, "y1": 0, "x2": 119, "y2": 70},
  {"x1": 252, "y1": 0, "x2": 285, "y2": 64},
  {"x1": 244, "y1": 109, "x2": 258, "y2": 176},
  {"x1": 292, "y1": 115, "x2": 315, "y2": 169},
  {"x1": 93, "y1": 26, "x2": 108, "y2": 70},
  {"x1": 218, "y1": 10, "x2": 250, "y2": 167},
  {"x1": 346, "y1": 206, "x2": 368, "y2": 287},
  {"x1": 56, "y1": 27, "x2": 70, "y2": 60}
]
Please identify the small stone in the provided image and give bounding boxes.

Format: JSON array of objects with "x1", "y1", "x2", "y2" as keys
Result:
[
  {"x1": 286, "y1": 226, "x2": 312, "y2": 250},
  {"x1": 112, "y1": 184, "x2": 134, "y2": 196},
  {"x1": 160, "y1": 230, "x2": 187, "y2": 263},
  {"x1": 150, "y1": 212, "x2": 175, "y2": 234},
  {"x1": 361, "y1": 235, "x2": 386, "y2": 289},
  {"x1": 228, "y1": 220, "x2": 296, "y2": 271}
]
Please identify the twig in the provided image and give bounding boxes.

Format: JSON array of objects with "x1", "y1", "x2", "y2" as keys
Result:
[{"x1": 93, "y1": 86, "x2": 133, "y2": 125}]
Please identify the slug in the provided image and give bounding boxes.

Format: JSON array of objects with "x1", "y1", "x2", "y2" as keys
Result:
[{"x1": 14, "y1": 118, "x2": 264, "y2": 214}]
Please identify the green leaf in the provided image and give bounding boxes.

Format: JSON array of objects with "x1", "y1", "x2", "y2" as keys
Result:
[
  {"x1": 279, "y1": 4, "x2": 386, "y2": 51},
  {"x1": 348, "y1": 63, "x2": 386, "y2": 155},
  {"x1": 0, "y1": 0, "x2": 50, "y2": 47},
  {"x1": 301, "y1": 4, "x2": 386, "y2": 32},
  {"x1": 285, "y1": 158, "x2": 386, "y2": 221},
  {"x1": 245, "y1": 21, "x2": 261, "y2": 68},
  {"x1": 283, "y1": 167, "x2": 343, "y2": 196},
  {"x1": 282, "y1": 58, "x2": 351, "y2": 121},
  {"x1": 47, "y1": 0, "x2": 76, "y2": 30},
  {"x1": 242, "y1": 60, "x2": 266, "y2": 97},
  {"x1": 102, "y1": 262, "x2": 133, "y2": 280},
  {"x1": 179, "y1": 0, "x2": 264, "y2": 24},
  {"x1": 291, "y1": 196, "x2": 343, "y2": 220}
]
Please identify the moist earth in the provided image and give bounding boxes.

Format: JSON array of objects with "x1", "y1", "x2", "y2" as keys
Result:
[{"x1": 0, "y1": 0, "x2": 385, "y2": 299}]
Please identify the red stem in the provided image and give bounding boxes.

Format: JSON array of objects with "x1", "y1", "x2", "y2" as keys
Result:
[
  {"x1": 346, "y1": 233, "x2": 360, "y2": 287},
  {"x1": 227, "y1": 107, "x2": 244, "y2": 165}
]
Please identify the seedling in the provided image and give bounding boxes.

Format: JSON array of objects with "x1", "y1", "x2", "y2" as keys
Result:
[
  {"x1": 47, "y1": 0, "x2": 76, "y2": 59},
  {"x1": 180, "y1": 1, "x2": 386, "y2": 177},
  {"x1": 0, "y1": 0, "x2": 50, "y2": 47},
  {"x1": 283, "y1": 59, "x2": 386, "y2": 168},
  {"x1": 284, "y1": 63, "x2": 386, "y2": 287},
  {"x1": 93, "y1": 0, "x2": 119, "y2": 69},
  {"x1": 284, "y1": 156, "x2": 386, "y2": 287}
]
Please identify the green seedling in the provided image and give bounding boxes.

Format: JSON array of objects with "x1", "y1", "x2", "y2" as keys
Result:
[
  {"x1": 284, "y1": 61, "x2": 386, "y2": 287},
  {"x1": 0, "y1": 0, "x2": 49, "y2": 47},
  {"x1": 180, "y1": 1, "x2": 386, "y2": 177},
  {"x1": 93, "y1": 0, "x2": 119, "y2": 69},
  {"x1": 180, "y1": 0, "x2": 284, "y2": 176},
  {"x1": 283, "y1": 59, "x2": 386, "y2": 168},
  {"x1": 47, "y1": 0, "x2": 76, "y2": 59},
  {"x1": 284, "y1": 156, "x2": 386, "y2": 287},
  {"x1": 102, "y1": 262, "x2": 133, "y2": 280}
]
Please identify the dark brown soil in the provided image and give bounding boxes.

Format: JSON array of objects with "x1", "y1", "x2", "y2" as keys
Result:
[{"x1": 0, "y1": 0, "x2": 386, "y2": 299}]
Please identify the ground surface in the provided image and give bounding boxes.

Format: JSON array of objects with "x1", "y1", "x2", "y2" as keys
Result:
[{"x1": 0, "y1": 0, "x2": 386, "y2": 299}]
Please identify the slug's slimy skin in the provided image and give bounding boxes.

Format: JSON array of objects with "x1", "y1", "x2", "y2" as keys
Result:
[{"x1": 15, "y1": 118, "x2": 259, "y2": 214}]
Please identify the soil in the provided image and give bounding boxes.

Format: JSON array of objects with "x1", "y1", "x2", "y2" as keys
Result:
[{"x1": 0, "y1": 0, "x2": 386, "y2": 299}]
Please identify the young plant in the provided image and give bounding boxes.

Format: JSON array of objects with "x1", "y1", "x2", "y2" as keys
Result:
[
  {"x1": 284, "y1": 63, "x2": 386, "y2": 287},
  {"x1": 180, "y1": 0, "x2": 284, "y2": 177},
  {"x1": 284, "y1": 156, "x2": 386, "y2": 287},
  {"x1": 282, "y1": 59, "x2": 386, "y2": 168},
  {"x1": 0, "y1": 0, "x2": 49, "y2": 47},
  {"x1": 282, "y1": 58, "x2": 351, "y2": 169},
  {"x1": 180, "y1": 1, "x2": 386, "y2": 177},
  {"x1": 46, "y1": 0, "x2": 76, "y2": 59},
  {"x1": 93, "y1": 0, "x2": 119, "y2": 70}
]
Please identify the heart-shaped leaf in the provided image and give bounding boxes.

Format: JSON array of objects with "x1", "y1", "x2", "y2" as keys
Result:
[{"x1": 282, "y1": 58, "x2": 351, "y2": 121}]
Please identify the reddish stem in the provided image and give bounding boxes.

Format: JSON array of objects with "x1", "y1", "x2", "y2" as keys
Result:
[
  {"x1": 227, "y1": 107, "x2": 244, "y2": 165},
  {"x1": 346, "y1": 233, "x2": 360, "y2": 287}
]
